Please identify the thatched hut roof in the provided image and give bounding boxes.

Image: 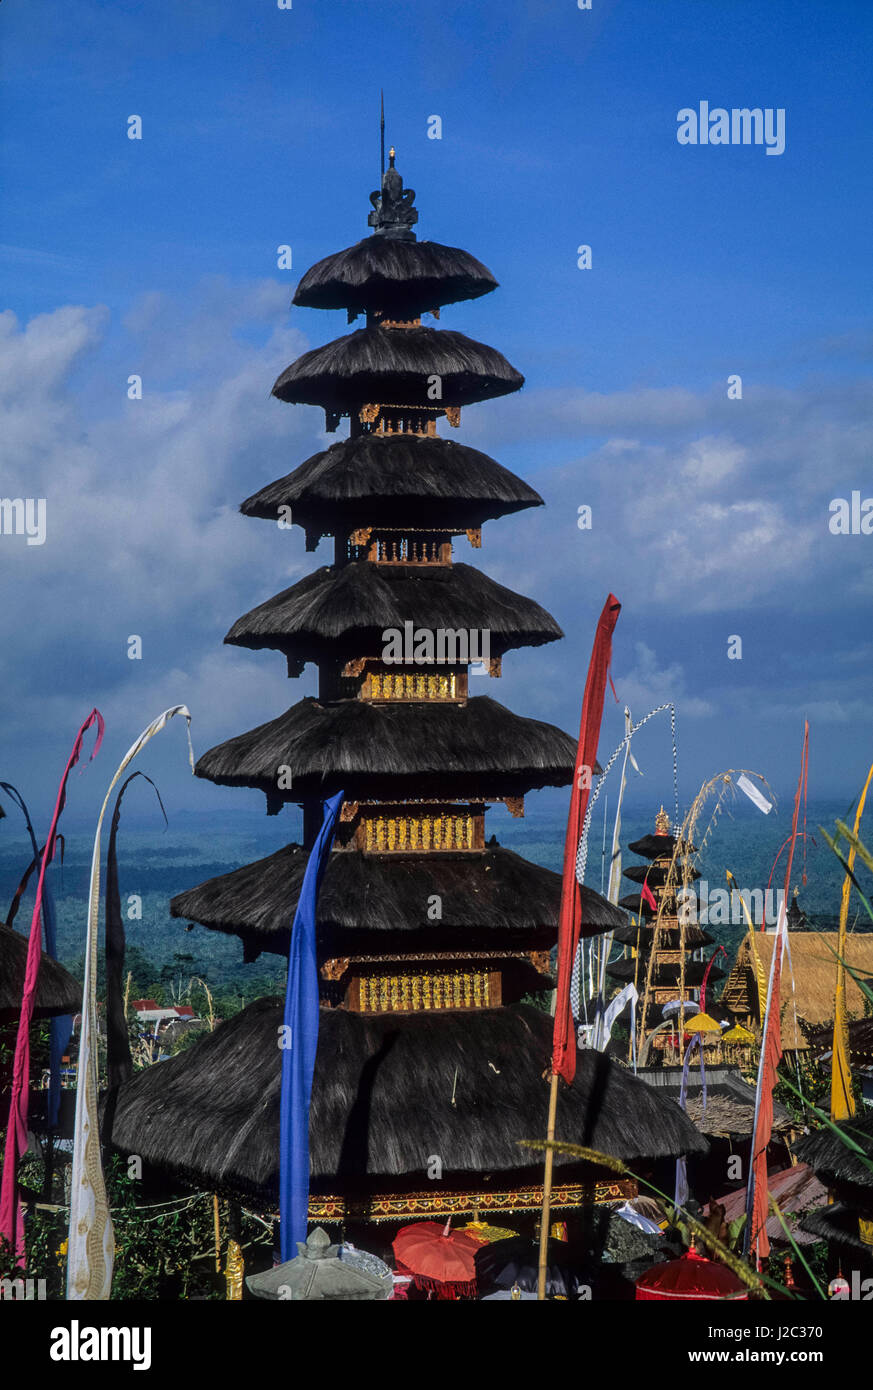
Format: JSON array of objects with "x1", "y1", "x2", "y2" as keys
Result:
[
  {"x1": 225, "y1": 561, "x2": 562, "y2": 669},
  {"x1": 809, "y1": 1016, "x2": 873, "y2": 1068},
  {"x1": 103, "y1": 999, "x2": 707, "y2": 1203},
  {"x1": 801, "y1": 1202, "x2": 873, "y2": 1258},
  {"x1": 195, "y1": 695, "x2": 576, "y2": 804},
  {"x1": 721, "y1": 931, "x2": 873, "y2": 1051},
  {"x1": 239, "y1": 434, "x2": 543, "y2": 534},
  {"x1": 292, "y1": 237, "x2": 498, "y2": 317},
  {"x1": 639, "y1": 1066, "x2": 794, "y2": 1139},
  {"x1": 795, "y1": 1109, "x2": 873, "y2": 1190},
  {"x1": 606, "y1": 958, "x2": 722, "y2": 988},
  {"x1": 271, "y1": 326, "x2": 523, "y2": 411},
  {"x1": 170, "y1": 842, "x2": 626, "y2": 959},
  {"x1": 0, "y1": 924, "x2": 81, "y2": 1021}
]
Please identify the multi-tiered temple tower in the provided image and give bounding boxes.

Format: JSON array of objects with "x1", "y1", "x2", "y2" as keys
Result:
[
  {"x1": 108, "y1": 150, "x2": 704, "y2": 1230},
  {"x1": 611, "y1": 809, "x2": 723, "y2": 1058}
]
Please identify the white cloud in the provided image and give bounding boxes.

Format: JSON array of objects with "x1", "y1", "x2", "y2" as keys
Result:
[{"x1": 613, "y1": 642, "x2": 714, "y2": 719}]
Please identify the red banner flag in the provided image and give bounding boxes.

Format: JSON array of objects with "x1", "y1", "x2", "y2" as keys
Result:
[
  {"x1": 551, "y1": 594, "x2": 621, "y2": 1083},
  {"x1": 641, "y1": 880, "x2": 658, "y2": 913},
  {"x1": 746, "y1": 721, "x2": 809, "y2": 1263},
  {"x1": 0, "y1": 710, "x2": 103, "y2": 1262}
]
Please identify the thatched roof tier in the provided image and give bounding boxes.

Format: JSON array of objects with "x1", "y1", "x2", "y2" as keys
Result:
[
  {"x1": 103, "y1": 999, "x2": 707, "y2": 1202},
  {"x1": 623, "y1": 863, "x2": 700, "y2": 886},
  {"x1": 195, "y1": 695, "x2": 576, "y2": 804},
  {"x1": 800, "y1": 1202, "x2": 873, "y2": 1259},
  {"x1": 293, "y1": 238, "x2": 498, "y2": 317},
  {"x1": 170, "y1": 842, "x2": 626, "y2": 958},
  {"x1": 606, "y1": 959, "x2": 723, "y2": 987},
  {"x1": 611, "y1": 921, "x2": 713, "y2": 948},
  {"x1": 627, "y1": 833, "x2": 695, "y2": 860},
  {"x1": 617, "y1": 892, "x2": 659, "y2": 917},
  {"x1": 0, "y1": 924, "x2": 81, "y2": 1021},
  {"x1": 721, "y1": 931, "x2": 873, "y2": 1051},
  {"x1": 639, "y1": 1067, "x2": 794, "y2": 1139},
  {"x1": 239, "y1": 435, "x2": 542, "y2": 534},
  {"x1": 809, "y1": 1016, "x2": 873, "y2": 1067},
  {"x1": 795, "y1": 1110, "x2": 873, "y2": 1190},
  {"x1": 271, "y1": 327, "x2": 524, "y2": 412},
  {"x1": 225, "y1": 561, "x2": 562, "y2": 668}
]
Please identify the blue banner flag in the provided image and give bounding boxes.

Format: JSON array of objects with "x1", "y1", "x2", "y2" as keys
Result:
[{"x1": 279, "y1": 791, "x2": 344, "y2": 1260}]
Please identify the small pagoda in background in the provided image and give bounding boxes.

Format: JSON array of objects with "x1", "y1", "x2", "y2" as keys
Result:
[
  {"x1": 609, "y1": 808, "x2": 723, "y2": 1060},
  {"x1": 106, "y1": 144, "x2": 704, "y2": 1233}
]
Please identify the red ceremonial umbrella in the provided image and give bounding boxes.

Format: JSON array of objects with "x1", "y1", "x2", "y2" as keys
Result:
[
  {"x1": 393, "y1": 1219, "x2": 485, "y2": 1299},
  {"x1": 635, "y1": 1244, "x2": 748, "y2": 1301}
]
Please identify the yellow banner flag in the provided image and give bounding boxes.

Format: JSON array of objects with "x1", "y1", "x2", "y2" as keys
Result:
[{"x1": 831, "y1": 760, "x2": 873, "y2": 1121}]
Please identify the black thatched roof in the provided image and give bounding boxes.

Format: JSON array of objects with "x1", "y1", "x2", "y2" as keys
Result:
[
  {"x1": 195, "y1": 695, "x2": 576, "y2": 803},
  {"x1": 103, "y1": 999, "x2": 707, "y2": 1202},
  {"x1": 795, "y1": 1110, "x2": 873, "y2": 1189},
  {"x1": 293, "y1": 238, "x2": 498, "y2": 316},
  {"x1": 606, "y1": 958, "x2": 723, "y2": 987},
  {"x1": 0, "y1": 924, "x2": 81, "y2": 1021},
  {"x1": 623, "y1": 863, "x2": 701, "y2": 886},
  {"x1": 239, "y1": 434, "x2": 542, "y2": 533},
  {"x1": 800, "y1": 1202, "x2": 873, "y2": 1259},
  {"x1": 272, "y1": 327, "x2": 523, "y2": 411},
  {"x1": 225, "y1": 561, "x2": 562, "y2": 666},
  {"x1": 612, "y1": 921, "x2": 712, "y2": 948},
  {"x1": 617, "y1": 892, "x2": 656, "y2": 916},
  {"x1": 627, "y1": 833, "x2": 695, "y2": 860},
  {"x1": 170, "y1": 842, "x2": 626, "y2": 958}
]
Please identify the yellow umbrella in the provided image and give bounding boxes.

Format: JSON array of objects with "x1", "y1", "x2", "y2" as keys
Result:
[
  {"x1": 722, "y1": 1023, "x2": 755, "y2": 1044},
  {"x1": 685, "y1": 1012, "x2": 722, "y2": 1034}
]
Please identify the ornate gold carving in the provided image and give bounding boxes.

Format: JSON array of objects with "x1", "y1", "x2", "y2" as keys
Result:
[
  {"x1": 359, "y1": 404, "x2": 381, "y2": 425},
  {"x1": 321, "y1": 957, "x2": 351, "y2": 982},
  {"x1": 225, "y1": 1238, "x2": 244, "y2": 1301},
  {"x1": 307, "y1": 1178, "x2": 637, "y2": 1223},
  {"x1": 465, "y1": 527, "x2": 482, "y2": 549},
  {"x1": 354, "y1": 967, "x2": 494, "y2": 1014},
  {"x1": 504, "y1": 796, "x2": 524, "y2": 819},
  {"x1": 363, "y1": 808, "x2": 476, "y2": 852},
  {"x1": 339, "y1": 800, "x2": 359, "y2": 823},
  {"x1": 655, "y1": 805, "x2": 671, "y2": 835},
  {"x1": 444, "y1": 406, "x2": 461, "y2": 428}
]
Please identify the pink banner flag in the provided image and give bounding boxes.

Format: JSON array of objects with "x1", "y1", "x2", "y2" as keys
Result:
[{"x1": 0, "y1": 711, "x2": 104, "y2": 1264}]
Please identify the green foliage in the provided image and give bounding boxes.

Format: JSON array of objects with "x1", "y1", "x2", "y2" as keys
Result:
[{"x1": 105, "y1": 1157, "x2": 271, "y2": 1301}]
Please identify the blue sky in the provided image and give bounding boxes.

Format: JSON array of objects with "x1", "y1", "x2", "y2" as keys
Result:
[{"x1": 0, "y1": 0, "x2": 871, "y2": 832}]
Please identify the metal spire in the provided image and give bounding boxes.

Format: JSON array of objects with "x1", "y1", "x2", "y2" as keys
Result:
[{"x1": 380, "y1": 90, "x2": 385, "y2": 179}]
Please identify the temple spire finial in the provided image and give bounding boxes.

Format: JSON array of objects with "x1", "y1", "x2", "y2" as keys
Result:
[{"x1": 369, "y1": 141, "x2": 418, "y2": 241}]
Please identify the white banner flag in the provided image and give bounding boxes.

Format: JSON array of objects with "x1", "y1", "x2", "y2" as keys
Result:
[{"x1": 737, "y1": 774, "x2": 772, "y2": 815}]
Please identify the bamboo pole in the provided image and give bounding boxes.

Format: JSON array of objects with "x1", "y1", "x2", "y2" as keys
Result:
[
  {"x1": 537, "y1": 1070, "x2": 560, "y2": 1300},
  {"x1": 213, "y1": 1193, "x2": 221, "y2": 1273}
]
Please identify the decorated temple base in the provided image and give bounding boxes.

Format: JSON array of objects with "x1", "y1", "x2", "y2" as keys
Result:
[{"x1": 308, "y1": 1177, "x2": 638, "y2": 1224}]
